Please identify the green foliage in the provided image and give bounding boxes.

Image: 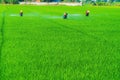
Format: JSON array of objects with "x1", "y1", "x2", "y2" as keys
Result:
[
  {"x1": 0, "y1": 5, "x2": 120, "y2": 80},
  {"x1": 2, "y1": 0, "x2": 19, "y2": 4},
  {"x1": 112, "y1": 2, "x2": 120, "y2": 6},
  {"x1": 96, "y1": 2, "x2": 111, "y2": 6}
]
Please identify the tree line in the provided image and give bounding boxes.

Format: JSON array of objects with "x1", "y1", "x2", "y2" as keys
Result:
[{"x1": 0, "y1": 0, "x2": 120, "y2": 4}]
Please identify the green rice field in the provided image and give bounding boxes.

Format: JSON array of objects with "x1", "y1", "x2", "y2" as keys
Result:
[{"x1": 0, "y1": 5, "x2": 120, "y2": 80}]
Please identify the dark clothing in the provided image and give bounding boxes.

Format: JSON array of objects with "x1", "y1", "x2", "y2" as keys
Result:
[
  {"x1": 63, "y1": 13, "x2": 68, "y2": 19},
  {"x1": 86, "y1": 12, "x2": 89, "y2": 16},
  {"x1": 20, "y1": 12, "x2": 23, "y2": 16},
  {"x1": 86, "y1": 10, "x2": 89, "y2": 16}
]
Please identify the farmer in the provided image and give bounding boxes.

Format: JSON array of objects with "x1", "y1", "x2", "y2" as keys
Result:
[
  {"x1": 86, "y1": 10, "x2": 90, "y2": 16},
  {"x1": 63, "y1": 12, "x2": 68, "y2": 19},
  {"x1": 20, "y1": 10, "x2": 23, "y2": 16}
]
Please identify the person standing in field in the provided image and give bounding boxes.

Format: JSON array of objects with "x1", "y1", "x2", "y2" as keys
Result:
[
  {"x1": 63, "y1": 12, "x2": 68, "y2": 19},
  {"x1": 86, "y1": 10, "x2": 90, "y2": 16},
  {"x1": 20, "y1": 10, "x2": 23, "y2": 16}
]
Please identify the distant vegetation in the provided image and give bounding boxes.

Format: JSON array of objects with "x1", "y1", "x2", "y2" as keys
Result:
[{"x1": 0, "y1": 0, "x2": 120, "y2": 6}]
